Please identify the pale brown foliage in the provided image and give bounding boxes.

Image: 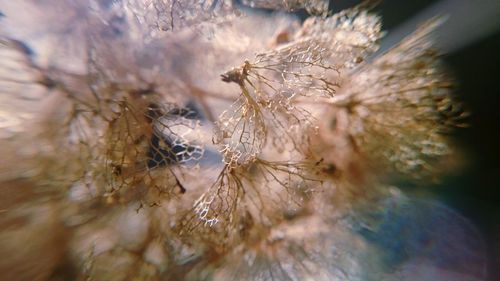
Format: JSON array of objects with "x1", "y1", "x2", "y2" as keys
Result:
[
  {"x1": 319, "y1": 19, "x2": 467, "y2": 180},
  {"x1": 0, "y1": 1, "x2": 486, "y2": 281}
]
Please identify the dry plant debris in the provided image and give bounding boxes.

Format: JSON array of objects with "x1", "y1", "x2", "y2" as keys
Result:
[{"x1": 0, "y1": 1, "x2": 487, "y2": 281}]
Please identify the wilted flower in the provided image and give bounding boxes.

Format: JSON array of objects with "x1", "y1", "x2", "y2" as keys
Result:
[{"x1": 0, "y1": 1, "x2": 487, "y2": 281}]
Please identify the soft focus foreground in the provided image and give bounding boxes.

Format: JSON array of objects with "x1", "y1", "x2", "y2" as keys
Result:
[{"x1": 0, "y1": 1, "x2": 488, "y2": 281}]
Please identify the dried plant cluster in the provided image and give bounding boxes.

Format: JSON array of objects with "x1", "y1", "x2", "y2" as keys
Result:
[{"x1": 0, "y1": 1, "x2": 487, "y2": 281}]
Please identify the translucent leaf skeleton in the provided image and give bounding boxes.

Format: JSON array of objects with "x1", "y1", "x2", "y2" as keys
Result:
[{"x1": 0, "y1": 1, "x2": 486, "y2": 281}]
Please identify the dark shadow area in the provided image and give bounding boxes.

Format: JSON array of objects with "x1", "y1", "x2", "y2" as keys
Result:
[{"x1": 440, "y1": 30, "x2": 500, "y2": 281}]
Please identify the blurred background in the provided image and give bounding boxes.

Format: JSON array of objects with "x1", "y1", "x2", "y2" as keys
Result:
[{"x1": 327, "y1": 0, "x2": 500, "y2": 279}]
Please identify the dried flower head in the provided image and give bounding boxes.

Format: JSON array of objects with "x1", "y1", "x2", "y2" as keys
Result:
[
  {"x1": 318, "y1": 18, "x2": 468, "y2": 180},
  {"x1": 0, "y1": 1, "x2": 487, "y2": 281}
]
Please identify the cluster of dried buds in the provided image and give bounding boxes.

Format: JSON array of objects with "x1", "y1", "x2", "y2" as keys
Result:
[{"x1": 0, "y1": 1, "x2": 486, "y2": 281}]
